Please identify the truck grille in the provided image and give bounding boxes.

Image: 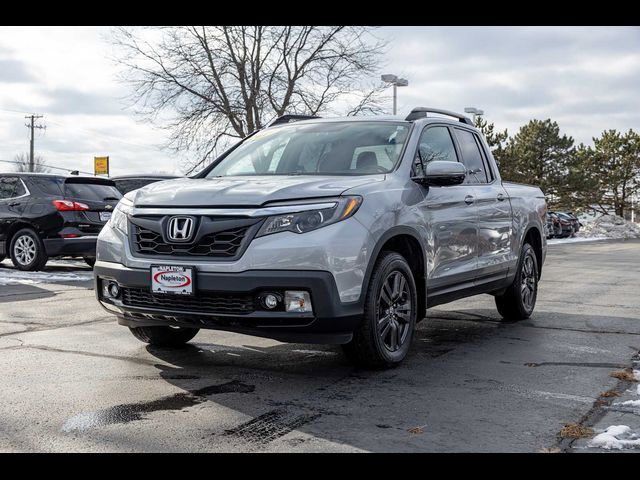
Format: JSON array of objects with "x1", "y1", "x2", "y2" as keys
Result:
[
  {"x1": 133, "y1": 225, "x2": 249, "y2": 258},
  {"x1": 122, "y1": 288, "x2": 255, "y2": 315}
]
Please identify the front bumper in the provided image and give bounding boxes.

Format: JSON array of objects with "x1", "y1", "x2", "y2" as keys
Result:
[
  {"x1": 94, "y1": 261, "x2": 363, "y2": 344},
  {"x1": 44, "y1": 236, "x2": 98, "y2": 257}
]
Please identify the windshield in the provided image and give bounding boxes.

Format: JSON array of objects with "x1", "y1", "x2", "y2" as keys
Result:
[{"x1": 206, "y1": 121, "x2": 410, "y2": 177}]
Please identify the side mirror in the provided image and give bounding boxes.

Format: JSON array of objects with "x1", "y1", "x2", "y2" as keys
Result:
[{"x1": 413, "y1": 161, "x2": 466, "y2": 187}]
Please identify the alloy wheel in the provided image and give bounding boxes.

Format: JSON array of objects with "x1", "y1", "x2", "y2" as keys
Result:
[
  {"x1": 520, "y1": 253, "x2": 537, "y2": 310},
  {"x1": 13, "y1": 235, "x2": 36, "y2": 266},
  {"x1": 377, "y1": 271, "x2": 412, "y2": 352}
]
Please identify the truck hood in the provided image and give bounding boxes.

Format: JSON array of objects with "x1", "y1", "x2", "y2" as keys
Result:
[{"x1": 132, "y1": 175, "x2": 385, "y2": 207}]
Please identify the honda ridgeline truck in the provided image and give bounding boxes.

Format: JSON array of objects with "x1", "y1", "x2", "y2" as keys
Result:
[{"x1": 95, "y1": 108, "x2": 547, "y2": 368}]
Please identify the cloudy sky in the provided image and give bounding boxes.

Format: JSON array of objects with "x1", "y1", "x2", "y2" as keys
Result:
[{"x1": 0, "y1": 26, "x2": 638, "y2": 176}]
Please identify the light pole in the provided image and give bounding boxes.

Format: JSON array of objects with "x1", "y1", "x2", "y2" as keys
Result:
[
  {"x1": 464, "y1": 107, "x2": 484, "y2": 125},
  {"x1": 381, "y1": 74, "x2": 409, "y2": 115}
]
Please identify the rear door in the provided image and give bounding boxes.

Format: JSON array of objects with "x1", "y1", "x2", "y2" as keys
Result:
[{"x1": 452, "y1": 127, "x2": 512, "y2": 285}]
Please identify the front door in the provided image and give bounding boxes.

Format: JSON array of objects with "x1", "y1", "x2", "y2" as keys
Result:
[
  {"x1": 0, "y1": 176, "x2": 29, "y2": 257},
  {"x1": 415, "y1": 125, "x2": 478, "y2": 293}
]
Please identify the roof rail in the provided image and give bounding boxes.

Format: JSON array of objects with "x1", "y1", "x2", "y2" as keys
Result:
[
  {"x1": 405, "y1": 107, "x2": 474, "y2": 125},
  {"x1": 268, "y1": 114, "x2": 320, "y2": 127}
]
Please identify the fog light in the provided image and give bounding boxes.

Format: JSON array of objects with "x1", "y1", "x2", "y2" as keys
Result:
[
  {"x1": 102, "y1": 280, "x2": 120, "y2": 299},
  {"x1": 285, "y1": 291, "x2": 312, "y2": 313},
  {"x1": 262, "y1": 293, "x2": 279, "y2": 310}
]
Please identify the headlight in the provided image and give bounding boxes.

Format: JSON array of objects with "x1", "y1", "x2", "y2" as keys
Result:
[
  {"x1": 256, "y1": 196, "x2": 362, "y2": 238},
  {"x1": 110, "y1": 198, "x2": 133, "y2": 235}
]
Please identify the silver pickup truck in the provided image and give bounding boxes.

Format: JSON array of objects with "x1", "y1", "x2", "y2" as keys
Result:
[{"x1": 95, "y1": 108, "x2": 547, "y2": 368}]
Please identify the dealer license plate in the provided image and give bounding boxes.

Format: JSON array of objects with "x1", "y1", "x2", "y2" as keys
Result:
[{"x1": 151, "y1": 265, "x2": 194, "y2": 296}]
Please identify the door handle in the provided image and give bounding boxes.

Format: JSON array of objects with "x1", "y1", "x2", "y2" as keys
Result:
[
  {"x1": 9, "y1": 202, "x2": 21, "y2": 207},
  {"x1": 497, "y1": 193, "x2": 505, "y2": 201},
  {"x1": 464, "y1": 195, "x2": 475, "y2": 205}
]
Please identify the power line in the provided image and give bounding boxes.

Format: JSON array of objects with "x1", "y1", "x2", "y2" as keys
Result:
[{"x1": 0, "y1": 159, "x2": 93, "y2": 176}]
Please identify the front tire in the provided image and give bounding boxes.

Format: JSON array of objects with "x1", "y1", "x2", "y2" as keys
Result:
[
  {"x1": 129, "y1": 326, "x2": 199, "y2": 347},
  {"x1": 10, "y1": 228, "x2": 48, "y2": 271},
  {"x1": 343, "y1": 251, "x2": 418, "y2": 369},
  {"x1": 495, "y1": 243, "x2": 538, "y2": 321}
]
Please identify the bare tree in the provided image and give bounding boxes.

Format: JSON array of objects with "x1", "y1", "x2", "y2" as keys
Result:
[
  {"x1": 13, "y1": 152, "x2": 50, "y2": 173},
  {"x1": 112, "y1": 26, "x2": 388, "y2": 173}
]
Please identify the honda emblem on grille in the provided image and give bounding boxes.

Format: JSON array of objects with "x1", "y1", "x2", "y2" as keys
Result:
[{"x1": 167, "y1": 216, "x2": 194, "y2": 242}]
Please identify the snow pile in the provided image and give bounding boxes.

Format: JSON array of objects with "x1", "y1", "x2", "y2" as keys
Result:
[
  {"x1": 588, "y1": 425, "x2": 640, "y2": 450},
  {"x1": 0, "y1": 269, "x2": 93, "y2": 286},
  {"x1": 577, "y1": 215, "x2": 640, "y2": 239}
]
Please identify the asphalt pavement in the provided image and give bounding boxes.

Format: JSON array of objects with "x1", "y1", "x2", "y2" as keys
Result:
[{"x1": 0, "y1": 240, "x2": 639, "y2": 452}]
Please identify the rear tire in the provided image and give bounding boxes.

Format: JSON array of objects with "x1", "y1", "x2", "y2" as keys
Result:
[
  {"x1": 9, "y1": 228, "x2": 48, "y2": 271},
  {"x1": 129, "y1": 326, "x2": 199, "y2": 347},
  {"x1": 342, "y1": 251, "x2": 417, "y2": 369},
  {"x1": 495, "y1": 243, "x2": 538, "y2": 321}
]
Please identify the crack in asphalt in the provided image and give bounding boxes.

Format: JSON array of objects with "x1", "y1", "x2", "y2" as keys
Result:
[
  {"x1": 0, "y1": 317, "x2": 111, "y2": 338},
  {"x1": 525, "y1": 362, "x2": 627, "y2": 369},
  {"x1": 521, "y1": 324, "x2": 640, "y2": 336},
  {"x1": 5, "y1": 343, "x2": 164, "y2": 366}
]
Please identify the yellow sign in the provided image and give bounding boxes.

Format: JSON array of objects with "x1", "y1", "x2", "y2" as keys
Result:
[{"x1": 94, "y1": 156, "x2": 109, "y2": 176}]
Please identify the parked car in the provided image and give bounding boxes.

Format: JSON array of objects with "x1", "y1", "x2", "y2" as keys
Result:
[
  {"x1": 0, "y1": 173, "x2": 122, "y2": 270},
  {"x1": 558, "y1": 212, "x2": 581, "y2": 235},
  {"x1": 545, "y1": 212, "x2": 562, "y2": 238},
  {"x1": 550, "y1": 211, "x2": 580, "y2": 238},
  {"x1": 95, "y1": 108, "x2": 547, "y2": 368},
  {"x1": 111, "y1": 174, "x2": 181, "y2": 195}
]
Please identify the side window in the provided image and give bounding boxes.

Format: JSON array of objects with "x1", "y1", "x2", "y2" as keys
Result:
[
  {"x1": 454, "y1": 129, "x2": 489, "y2": 184},
  {"x1": 414, "y1": 126, "x2": 458, "y2": 176},
  {"x1": 0, "y1": 177, "x2": 19, "y2": 199},
  {"x1": 28, "y1": 177, "x2": 63, "y2": 196},
  {"x1": 417, "y1": 126, "x2": 458, "y2": 164},
  {"x1": 14, "y1": 179, "x2": 26, "y2": 197}
]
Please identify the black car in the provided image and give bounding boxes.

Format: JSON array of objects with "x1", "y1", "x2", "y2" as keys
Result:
[
  {"x1": 554, "y1": 211, "x2": 581, "y2": 238},
  {"x1": 545, "y1": 212, "x2": 562, "y2": 238},
  {"x1": 0, "y1": 173, "x2": 122, "y2": 270},
  {"x1": 111, "y1": 174, "x2": 180, "y2": 195}
]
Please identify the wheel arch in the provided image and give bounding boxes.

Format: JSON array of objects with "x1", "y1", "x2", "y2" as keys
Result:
[
  {"x1": 522, "y1": 225, "x2": 543, "y2": 279},
  {"x1": 363, "y1": 227, "x2": 427, "y2": 319},
  {"x1": 6, "y1": 221, "x2": 39, "y2": 248}
]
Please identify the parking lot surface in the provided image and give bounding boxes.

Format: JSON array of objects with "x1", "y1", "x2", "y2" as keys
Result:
[{"x1": 1, "y1": 240, "x2": 639, "y2": 452}]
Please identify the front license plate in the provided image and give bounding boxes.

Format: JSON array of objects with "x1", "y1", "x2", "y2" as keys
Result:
[
  {"x1": 151, "y1": 265, "x2": 194, "y2": 295},
  {"x1": 99, "y1": 211, "x2": 112, "y2": 222}
]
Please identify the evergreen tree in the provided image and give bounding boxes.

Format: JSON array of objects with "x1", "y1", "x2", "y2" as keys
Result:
[
  {"x1": 474, "y1": 116, "x2": 508, "y2": 168},
  {"x1": 573, "y1": 129, "x2": 640, "y2": 217},
  {"x1": 501, "y1": 119, "x2": 574, "y2": 208}
]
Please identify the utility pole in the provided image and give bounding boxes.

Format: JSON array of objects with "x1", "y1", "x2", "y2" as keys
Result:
[{"x1": 25, "y1": 114, "x2": 45, "y2": 172}]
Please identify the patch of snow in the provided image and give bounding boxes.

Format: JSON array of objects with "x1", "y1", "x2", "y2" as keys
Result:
[
  {"x1": 614, "y1": 400, "x2": 640, "y2": 408},
  {"x1": 588, "y1": 425, "x2": 640, "y2": 450},
  {"x1": 576, "y1": 215, "x2": 640, "y2": 240},
  {"x1": 0, "y1": 269, "x2": 93, "y2": 286},
  {"x1": 547, "y1": 236, "x2": 609, "y2": 245},
  {"x1": 291, "y1": 349, "x2": 337, "y2": 356}
]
